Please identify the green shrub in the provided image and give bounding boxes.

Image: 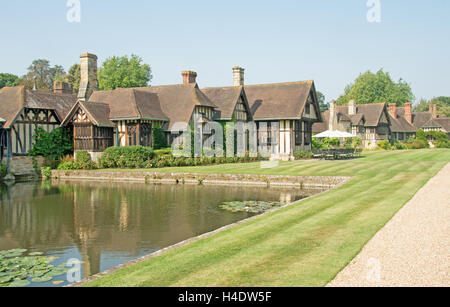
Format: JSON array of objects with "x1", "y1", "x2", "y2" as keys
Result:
[
  {"x1": 406, "y1": 133, "x2": 429, "y2": 149},
  {"x1": 294, "y1": 150, "x2": 313, "y2": 160},
  {"x1": 75, "y1": 151, "x2": 91, "y2": 164},
  {"x1": 57, "y1": 161, "x2": 76, "y2": 170},
  {"x1": 435, "y1": 140, "x2": 450, "y2": 148},
  {"x1": 29, "y1": 127, "x2": 73, "y2": 161},
  {"x1": 409, "y1": 130, "x2": 430, "y2": 148},
  {"x1": 41, "y1": 167, "x2": 52, "y2": 179},
  {"x1": 0, "y1": 163, "x2": 7, "y2": 178},
  {"x1": 74, "y1": 151, "x2": 95, "y2": 170},
  {"x1": 312, "y1": 138, "x2": 325, "y2": 150},
  {"x1": 98, "y1": 146, "x2": 155, "y2": 169},
  {"x1": 154, "y1": 148, "x2": 172, "y2": 158},
  {"x1": 406, "y1": 141, "x2": 427, "y2": 149},
  {"x1": 377, "y1": 140, "x2": 391, "y2": 150},
  {"x1": 152, "y1": 124, "x2": 168, "y2": 150},
  {"x1": 392, "y1": 141, "x2": 407, "y2": 150}
]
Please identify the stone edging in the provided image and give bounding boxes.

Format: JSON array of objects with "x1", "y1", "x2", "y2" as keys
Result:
[
  {"x1": 65, "y1": 172, "x2": 351, "y2": 287},
  {"x1": 52, "y1": 170, "x2": 350, "y2": 189}
]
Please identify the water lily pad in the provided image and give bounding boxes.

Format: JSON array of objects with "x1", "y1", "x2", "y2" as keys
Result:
[
  {"x1": 0, "y1": 276, "x2": 13, "y2": 284},
  {"x1": 5, "y1": 253, "x2": 23, "y2": 258},
  {"x1": 8, "y1": 279, "x2": 31, "y2": 287},
  {"x1": 29, "y1": 252, "x2": 44, "y2": 256},
  {"x1": 31, "y1": 275, "x2": 53, "y2": 283},
  {"x1": 220, "y1": 200, "x2": 285, "y2": 213},
  {"x1": 52, "y1": 280, "x2": 64, "y2": 285},
  {"x1": 9, "y1": 249, "x2": 27, "y2": 254}
]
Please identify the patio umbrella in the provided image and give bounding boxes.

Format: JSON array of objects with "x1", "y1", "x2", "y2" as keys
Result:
[{"x1": 313, "y1": 130, "x2": 359, "y2": 139}]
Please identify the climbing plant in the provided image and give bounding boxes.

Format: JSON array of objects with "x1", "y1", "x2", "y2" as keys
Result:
[{"x1": 29, "y1": 127, "x2": 73, "y2": 161}]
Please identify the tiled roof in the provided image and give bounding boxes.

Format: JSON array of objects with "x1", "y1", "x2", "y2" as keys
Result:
[
  {"x1": 434, "y1": 118, "x2": 450, "y2": 132},
  {"x1": 245, "y1": 81, "x2": 320, "y2": 120},
  {"x1": 349, "y1": 113, "x2": 365, "y2": 125},
  {"x1": 336, "y1": 103, "x2": 387, "y2": 127},
  {"x1": 61, "y1": 100, "x2": 115, "y2": 127},
  {"x1": 89, "y1": 88, "x2": 169, "y2": 121},
  {"x1": 202, "y1": 86, "x2": 248, "y2": 120},
  {"x1": 389, "y1": 114, "x2": 416, "y2": 132},
  {"x1": 136, "y1": 83, "x2": 216, "y2": 130},
  {"x1": 0, "y1": 86, "x2": 77, "y2": 128}
]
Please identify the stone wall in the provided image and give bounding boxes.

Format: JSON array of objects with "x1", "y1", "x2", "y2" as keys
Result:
[
  {"x1": 2, "y1": 156, "x2": 45, "y2": 178},
  {"x1": 51, "y1": 170, "x2": 350, "y2": 189}
]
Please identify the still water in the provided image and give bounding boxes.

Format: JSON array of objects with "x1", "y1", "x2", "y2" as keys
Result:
[{"x1": 0, "y1": 180, "x2": 316, "y2": 286}]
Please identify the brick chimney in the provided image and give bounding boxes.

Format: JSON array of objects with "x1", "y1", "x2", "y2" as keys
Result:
[
  {"x1": 404, "y1": 102, "x2": 412, "y2": 124},
  {"x1": 182, "y1": 71, "x2": 197, "y2": 85},
  {"x1": 329, "y1": 100, "x2": 337, "y2": 131},
  {"x1": 233, "y1": 66, "x2": 245, "y2": 86},
  {"x1": 389, "y1": 103, "x2": 397, "y2": 118},
  {"x1": 53, "y1": 81, "x2": 72, "y2": 94},
  {"x1": 78, "y1": 52, "x2": 98, "y2": 101},
  {"x1": 348, "y1": 99, "x2": 356, "y2": 115},
  {"x1": 429, "y1": 104, "x2": 438, "y2": 118}
]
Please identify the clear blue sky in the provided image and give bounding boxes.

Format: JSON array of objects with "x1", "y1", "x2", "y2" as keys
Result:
[{"x1": 1, "y1": 0, "x2": 449, "y2": 103}]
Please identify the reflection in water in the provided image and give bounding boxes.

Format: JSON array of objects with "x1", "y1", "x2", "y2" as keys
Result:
[{"x1": 0, "y1": 180, "x2": 319, "y2": 285}]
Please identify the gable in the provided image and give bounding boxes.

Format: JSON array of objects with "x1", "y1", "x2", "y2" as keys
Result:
[
  {"x1": 247, "y1": 80, "x2": 322, "y2": 121},
  {"x1": 379, "y1": 111, "x2": 388, "y2": 124},
  {"x1": 72, "y1": 107, "x2": 91, "y2": 124},
  {"x1": 302, "y1": 92, "x2": 319, "y2": 120}
]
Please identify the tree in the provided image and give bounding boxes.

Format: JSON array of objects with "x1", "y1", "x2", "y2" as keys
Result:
[
  {"x1": 316, "y1": 91, "x2": 329, "y2": 112},
  {"x1": 66, "y1": 64, "x2": 81, "y2": 94},
  {"x1": 0, "y1": 73, "x2": 20, "y2": 89},
  {"x1": 51, "y1": 65, "x2": 66, "y2": 83},
  {"x1": 414, "y1": 97, "x2": 450, "y2": 117},
  {"x1": 98, "y1": 54, "x2": 152, "y2": 90},
  {"x1": 337, "y1": 69, "x2": 415, "y2": 106},
  {"x1": 20, "y1": 59, "x2": 66, "y2": 91}
]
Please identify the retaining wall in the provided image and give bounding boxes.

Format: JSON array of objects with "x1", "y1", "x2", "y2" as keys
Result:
[{"x1": 51, "y1": 170, "x2": 350, "y2": 189}]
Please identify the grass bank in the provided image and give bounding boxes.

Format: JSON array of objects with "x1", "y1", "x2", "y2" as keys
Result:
[{"x1": 83, "y1": 149, "x2": 449, "y2": 287}]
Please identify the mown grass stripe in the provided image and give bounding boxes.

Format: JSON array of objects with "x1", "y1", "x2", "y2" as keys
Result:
[{"x1": 83, "y1": 149, "x2": 450, "y2": 287}]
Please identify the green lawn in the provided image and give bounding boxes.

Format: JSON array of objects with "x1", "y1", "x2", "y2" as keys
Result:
[{"x1": 83, "y1": 149, "x2": 450, "y2": 287}]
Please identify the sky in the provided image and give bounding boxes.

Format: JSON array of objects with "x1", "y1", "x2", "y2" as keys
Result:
[{"x1": 0, "y1": 0, "x2": 449, "y2": 103}]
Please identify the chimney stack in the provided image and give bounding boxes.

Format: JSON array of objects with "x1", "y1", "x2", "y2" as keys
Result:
[
  {"x1": 389, "y1": 103, "x2": 397, "y2": 118},
  {"x1": 233, "y1": 66, "x2": 245, "y2": 86},
  {"x1": 348, "y1": 99, "x2": 356, "y2": 115},
  {"x1": 329, "y1": 100, "x2": 337, "y2": 131},
  {"x1": 404, "y1": 102, "x2": 412, "y2": 124},
  {"x1": 430, "y1": 104, "x2": 438, "y2": 118},
  {"x1": 78, "y1": 52, "x2": 98, "y2": 101},
  {"x1": 182, "y1": 71, "x2": 197, "y2": 85},
  {"x1": 53, "y1": 81, "x2": 72, "y2": 94}
]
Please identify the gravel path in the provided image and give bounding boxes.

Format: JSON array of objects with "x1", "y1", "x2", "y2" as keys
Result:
[{"x1": 328, "y1": 163, "x2": 450, "y2": 287}]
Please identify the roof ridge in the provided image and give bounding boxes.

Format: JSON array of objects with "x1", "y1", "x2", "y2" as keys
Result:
[
  {"x1": 203, "y1": 85, "x2": 243, "y2": 90},
  {"x1": 245, "y1": 80, "x2": 313, "y2": 88}
]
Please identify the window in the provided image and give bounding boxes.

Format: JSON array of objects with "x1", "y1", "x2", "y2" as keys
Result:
[
  {"x1": 258, "y1": 121, "x2": 278, "y2": 146},
  {"x1": 305, "y1": 103, "x2": 311, "y2": 115},
  {"x1": 304, "y1": 122, "x2": 312, "y2": 146},
  {"x1": 140, "y1": 123, "x2": 152, "y2": 147},
  {"x1": 127, "y1": 123, "x2": 138, "y2": 146},
  {"x1": 294, "y1": 120, "x2": 302, "y2": 146}
]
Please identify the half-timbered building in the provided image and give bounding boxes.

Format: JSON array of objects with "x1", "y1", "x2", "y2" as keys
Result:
[
  {"x1": 0, "y1": 85, "x2": 77, "y2": 158},
  {"x1": 313, "y1": 100, "x2": 392, "y2": 149},
  {"x1": 61, "y1": 57, "x2": 217, "y2": 159},
  {"x1": 245, "y1": 80, "x2": 322, "y2": 159}
]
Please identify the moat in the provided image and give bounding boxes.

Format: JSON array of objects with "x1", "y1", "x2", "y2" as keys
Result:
[{"x1": 0, "y1": 180, "x2": 320, "y2": 287}]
